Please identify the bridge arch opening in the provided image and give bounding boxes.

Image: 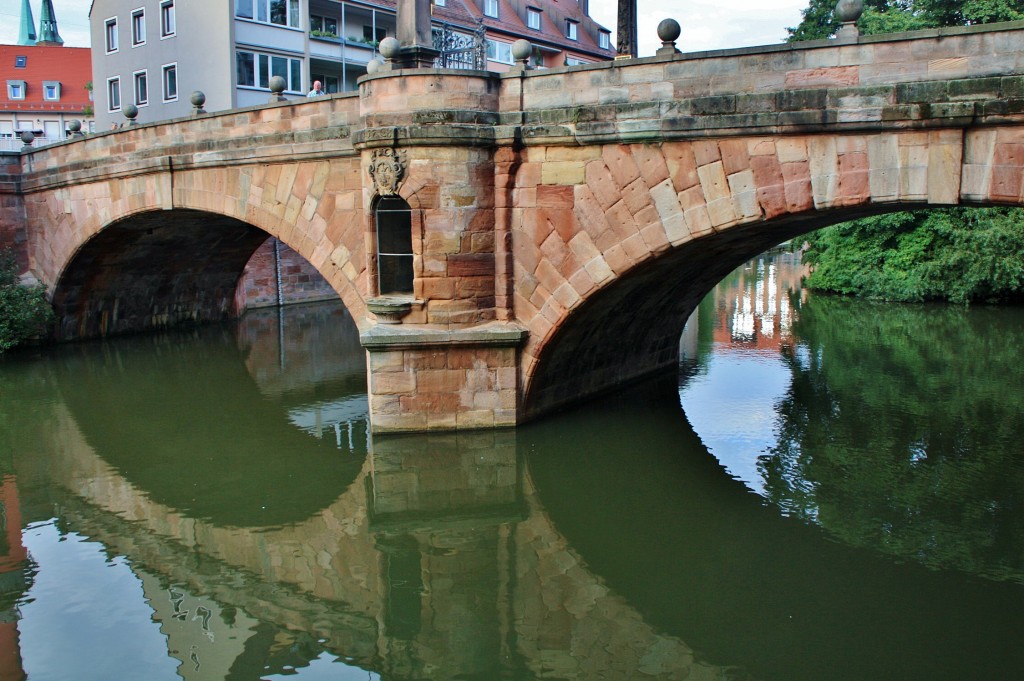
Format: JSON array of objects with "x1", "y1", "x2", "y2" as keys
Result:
[
  {"x1": 51, "y1": 208, "x2": 342, "y2": 341},
  {"x1": 520, "y1": 203, "x2": 991, "y2": 421}
]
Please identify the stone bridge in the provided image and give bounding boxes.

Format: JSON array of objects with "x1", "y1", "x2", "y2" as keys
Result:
[{"x1": 4, "y1": 21, "x2": 1024, "y2": 431}]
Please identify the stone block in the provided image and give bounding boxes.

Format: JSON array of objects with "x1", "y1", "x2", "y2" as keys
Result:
[
  {"x1": 896, "y1": 81, "x2": 948, "y2": 104},
  {"x1": 691, "y1": 96, "x2": 736, "y2": 115},
  {"x1": 448, "y1": 253, "x2": 494, "y2": 277},
  {"x1": 601, "y1": 145, "x2": 641, "y2": 189}
]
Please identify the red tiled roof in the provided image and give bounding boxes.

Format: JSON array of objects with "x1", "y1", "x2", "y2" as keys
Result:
[
  {"x1": 459, "y1": 0, "x2": 612, "y2": 58},
  {"x1": 0, "y1": 44, "x2": 92, "y2": 113}
]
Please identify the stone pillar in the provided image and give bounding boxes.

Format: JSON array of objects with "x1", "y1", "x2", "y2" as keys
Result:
[
  {"x1": 393, "y1": 0, "x2": 439, "y2": 68},
  {"x1": 616, "y1": 0, "x2": 638, "y2": 59},
  {"x1": 0, "y1": 153, "x2": 29, "y2": 275},
  {"x1": 357, "y1": 71, "x2": 527, "y2": 433}
]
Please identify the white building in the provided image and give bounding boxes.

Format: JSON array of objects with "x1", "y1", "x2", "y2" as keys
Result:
[{"x1": 88, "y1": 0, "x2": 614, "y2": 129}]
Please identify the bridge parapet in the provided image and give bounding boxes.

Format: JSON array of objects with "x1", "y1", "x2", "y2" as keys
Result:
[
  {"x1": 508, "y1": 21, "x2": 1024, "y2": 146},
  {"x1": 20, "y1": 93, "x2": 360, "y2": 192}
]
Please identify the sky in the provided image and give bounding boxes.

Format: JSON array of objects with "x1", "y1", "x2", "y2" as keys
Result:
[{"x1": 1, "y1": 0, "x2": 809, "y2": 56}]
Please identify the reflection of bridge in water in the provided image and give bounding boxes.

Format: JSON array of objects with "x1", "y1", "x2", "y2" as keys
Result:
[
  {"x1": 22, "y1": 405, "x2": 716, "y2": 681},
  {"x1": 5, "y1": 300, "x2": 1024, "y2": 680},
  {"x1": 2, "y1": 302, "x2": 718, "y2": 680}
]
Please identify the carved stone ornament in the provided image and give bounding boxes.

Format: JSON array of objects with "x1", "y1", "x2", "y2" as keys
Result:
[{"x1": 368, "y1": 148, "x2": 405, "y2": 197}]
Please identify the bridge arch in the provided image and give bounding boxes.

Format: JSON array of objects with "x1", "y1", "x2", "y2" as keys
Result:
[
  {"x1": 517, "y1": 128, "x2": 1024, "y2": 418},
  {"x1": 37, "y1": 159, "x2": 368, "y2": 340}
]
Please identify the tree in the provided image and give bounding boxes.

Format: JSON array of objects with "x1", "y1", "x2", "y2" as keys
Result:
[
  {"x1": 803, "y1": 208, "x2": 1024, "y2": 303},
  {"x1": 787, "y1": 0, "x2": 907, "y2": 41},
  {"x1": 788, "y1": 0, "x2": 1023, "y2": 41},
  {"x1": 0, "y1": 251, "x2": 53, "y2": 353}
]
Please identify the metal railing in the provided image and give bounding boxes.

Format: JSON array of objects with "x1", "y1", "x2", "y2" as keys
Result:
[
  {"x1": 433, "y1": 22, "x2": 486, "y2": 70},
  {"x1": 0, "y1": 136, "x2": 68, "y2": 151}
]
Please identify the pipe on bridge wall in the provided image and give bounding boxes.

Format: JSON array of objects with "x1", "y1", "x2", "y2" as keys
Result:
[{"x1": 9, "y1": 21, "x2": 1024, "y2": 431}]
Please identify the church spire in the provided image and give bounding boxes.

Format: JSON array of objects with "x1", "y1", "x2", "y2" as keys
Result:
[
  {"x1": 37, "y1": 0, "x2": 64, "y2": 46},
  {"x1": 18, "y1": 0, "x2": 37, "y2": 46}
]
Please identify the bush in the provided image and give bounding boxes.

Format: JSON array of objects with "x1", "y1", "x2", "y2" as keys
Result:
[{"x1": 0, "y1": 250, "x2": 54, "y2": 353}]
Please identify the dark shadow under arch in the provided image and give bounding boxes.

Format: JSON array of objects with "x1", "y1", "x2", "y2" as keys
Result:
[
  {"x1": 51, "y1": 209, "x2": 339, "y2": 341},
  {"x1": 522, "y1": 205, "x2": 925, "y2": 420}
]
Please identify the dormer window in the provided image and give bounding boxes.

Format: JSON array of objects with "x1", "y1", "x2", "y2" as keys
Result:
[
  {"x1": 7, "y1": 81, "x2": 26, "y2": 100},
  {"x1": 15, "y1": 56, "x2": 27, "y2": 68},
  {"x1": 527, "y1": 7, "x2": 541, "y2": 30},
  {"x1": 43, "y1": 81, "x2": 61, "y2": 101},
  {"x1": 599, "y1": 29, "x2": 610, "y2": 49},
  {"x1": 566, "y1": 20, "x2": 578, "y2": 40},
  {"x1": 483, "y1": 0, "x2": 498, "y2": 18}
]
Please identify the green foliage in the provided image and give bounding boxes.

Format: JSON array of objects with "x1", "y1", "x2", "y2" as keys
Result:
[
  {"x1": 917, "y1": 0, "x2": 1024, "y2": 24},
  {"x1": 803, "y1": 208, "x2": 1024, "y2": 303},
  {"x1": 787, "y1": 0, "x2": 1023, "y2": 41},
  {"x1": 0, "y1": 251, "x2": 53, "y2": 353},
  {"x1": 763, "y1": 294, "x2": 1024, "y2": 581},
  {"x1": 787, "y1": 0, "x2": 908, "y2": 40}
]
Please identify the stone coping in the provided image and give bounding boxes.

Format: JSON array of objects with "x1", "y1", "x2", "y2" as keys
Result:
[
  {"x1": 360, "y1": 321, "x2": 528, "y2": 350},
  {"x1": 496, "y1": 19, "x2": 1024, "y2": 79}
]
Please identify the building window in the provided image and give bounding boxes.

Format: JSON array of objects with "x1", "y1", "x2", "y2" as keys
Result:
[
  {"x1": 311, "y1": 73, "x2": 340, "y2": 93},
  {"x1": 131, "y1": 9, "x2": 146, "y2": 46},
  {"x1": 565, "y1": 57, "x2": 587, "y2": 66},
  {"x1": 162, "y1": 63, "x2": 177, "y2": 101},
  {"x1": 105, "y1": 18, "x2": 118, "y2": 52},
  {"x1": 6, "y1": 81, "x2": 26, "y2": 100},
  {"x1": 435, "y1": 0, "x2": 445, "y2": 6},
  {"x1": 527, "y1": 7, "x2": 542, "y2": 29},
  {"x1": 375, "y1": 197, "x2": 413, "y2": 296},
  {"x1": 15, "y1": 56, "x2": 27, "y2": 68},
  {"x1": 599, "y1": 30, "x2": 610, "y2": 49},
  {"x1": 107, "y1": 77, "x2": 121, "y2": 111},
  {"x1": 485, "y1": 39, "x2": 513, "y2": 64},
  {"x1": 483, "y1": 0, "x2": 498, "y2": 18},
  {"x1": 43, "y1": 81, "x2": 61, "y2": 100},
  {"x1": 363, "y1": 26, "x2": 386, "y2": 43},
  {"x1": 566, "y1": 20, "x2": 578, "y2": 40},
  {"x1": 235, "y1": 50, "x2": 303, "y2": 92},
  {"x1": 310, "y1": 15, "x2": 337, "y2": 36},
  {"x1": 134, "y1": 70, "x2": 148, "y2": 106},
  {"x1": 160, "y1": 0, "x2": 175, "y2": 37},
  {"x1": 235, "y1": 0, "x2": 300, "y2": 28}
]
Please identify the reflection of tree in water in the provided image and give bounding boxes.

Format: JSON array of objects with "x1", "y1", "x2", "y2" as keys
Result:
[{"x1": 763, "y1": 294, "x2": 1024, "y2": 582}]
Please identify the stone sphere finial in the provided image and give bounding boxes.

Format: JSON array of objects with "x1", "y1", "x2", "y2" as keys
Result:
[
  {"x1": 656, "y1": 18, "x2": 682, "y2": 56},
  {"x1": 379, "y1": 37, "x2": 401, "y2": 61},
  {"x1": 68, "y1": 119, "x2": 82, "y2": 135},
  {"x1": 366, "y1": 57, "x2": 384, "y2": 75},
  {"x1": 19, "y1": 130, "x2": 35, "y2": 147},
  {"x1": 835, "y1": 0, "x2": 864, "y2": 23},
  {"x1": 834, "y1": 0, "x2": 863, "y2": 41},
  {"x1": 268, "y1": 76, "x2": 287, "y2": 102},
  {"x1": 123, "y1": 104, "x2": 139, "y2": 124},
  {"x1": 190, "y1": 90, "x2": 207, "y2": 115},
  {"x1": 657, "y1": 18, "x2": 681, "y2": 44},
  {"x1": 512, "y1": 39, "x2": 533, "y2": 68}
]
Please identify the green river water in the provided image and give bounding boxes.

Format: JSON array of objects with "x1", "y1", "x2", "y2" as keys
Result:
[{"x1": 0, "y1": 251, "x2": 1021, "y2": 680}]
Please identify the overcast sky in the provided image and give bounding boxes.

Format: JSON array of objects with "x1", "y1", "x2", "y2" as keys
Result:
[{"x1": 1, "y1": 0, "x2": 809, "y2": 56}]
